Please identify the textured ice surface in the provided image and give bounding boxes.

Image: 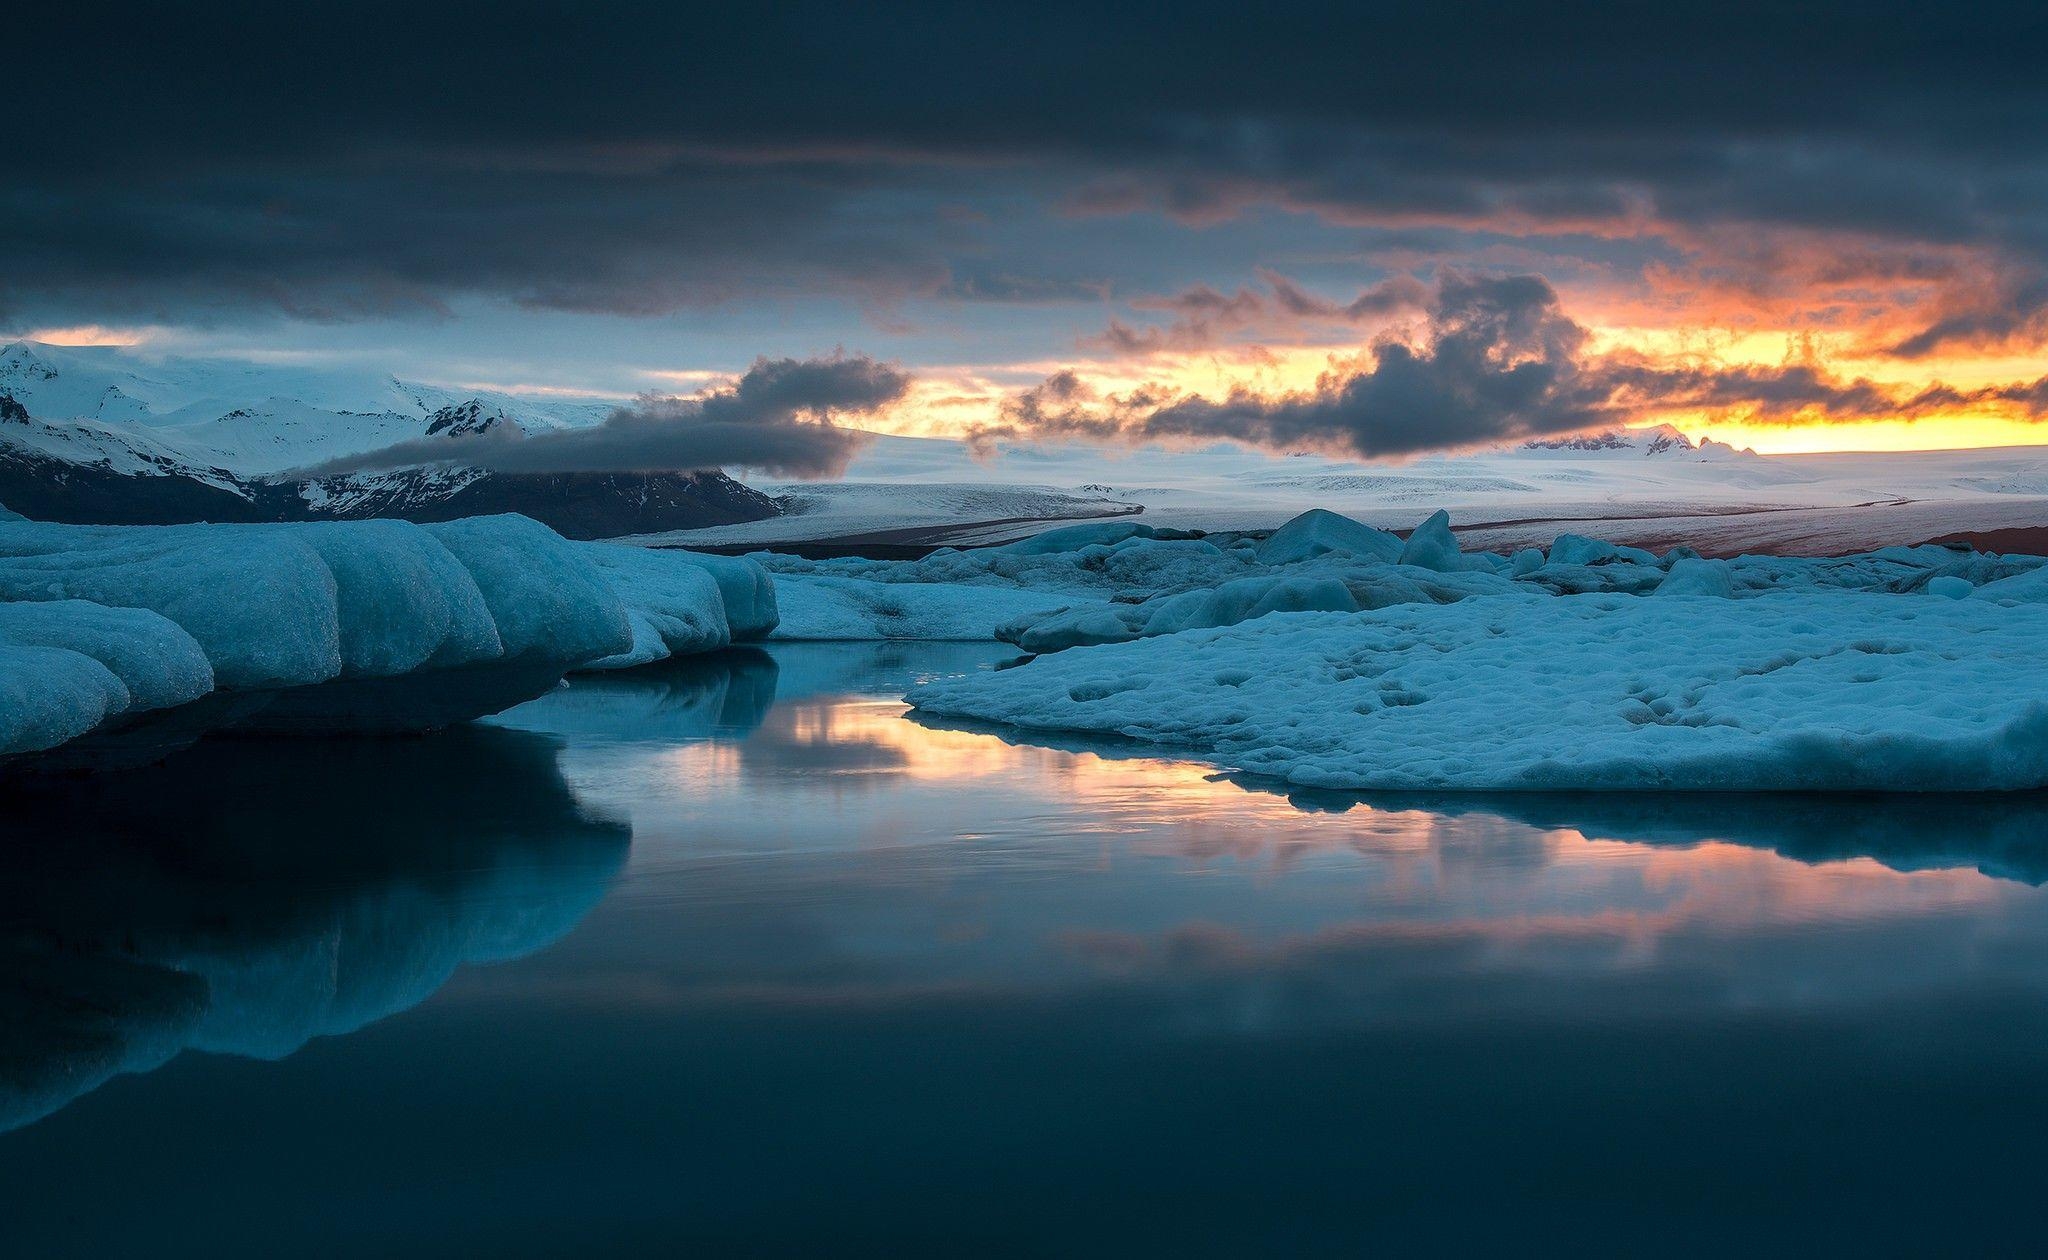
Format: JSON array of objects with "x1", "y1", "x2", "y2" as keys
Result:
[
  {"x1": 0, "y1": 514, "x2": 721, "y2": 762},
  {"x1": 910, "y1": 592, "x2": 2048, "y2": 792},
  {"x1": 289, "y1": 520, "x2": 503, "y2": 676},
  {"x1": 772, "y1": 573, "x2": 1095, "y2": 640},
  {"x1": 1255, "y1": 508, "x2": 1403, "y2": 566},
  {"x1": 0, "y1": 519, "x2": 345, "y2": 689},
  {"x1": 578, "y1": 543, "x2": 731, "y2": 670},
  {"x1": 1000, "y1": 567, "x2": 1511, "y2": 653},
  {"x1": 1654, "y1": 558, "x2": 1736, "y2": 598},
  {"x1": 0, "y1": 601, "x2": 214, "y2": 757},
  {"x1": 423, "y1": 516, "x2": 629, "y2": 666},
  {"x1": 650, "y1": 549, "x2": 779, "y2": 640}
]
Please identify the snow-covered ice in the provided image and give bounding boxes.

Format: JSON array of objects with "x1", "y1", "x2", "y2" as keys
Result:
[
  {"x1": 645, "y1": 548, "x2": 780, "y2": 641},
  {"x1": 771, "y1": 573, "x2": 1095, "y2": 641},
  {"x1": 577, "y1": 543, "x2": 730, "y2": 670},
  {"x1": 909, "y1": 591, "x2": 2048, "y2": 792},
  {"x1": 0, "y1": 515, "x2": 758, "y2": 763},
  {"x1": 0, "y1": 601, "x2": 214, "y2": 756}
]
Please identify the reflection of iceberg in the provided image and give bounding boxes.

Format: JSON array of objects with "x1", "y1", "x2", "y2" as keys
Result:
[
  {"x1": 0, "y1": 724, "x2": 629, "y2": 1133},
  {"x1": 914, "y1": 713, "x2": 2048, "y2": 883},
  {"x1": 764, "y1": 641, "x2": 1020, "y2": 704},
  {"x1": 492, "y1": 646, "x2": 781, "y2": 741},
  {"x1": 1351, "y1": 791, "x2": 2048, "y2": 886}
]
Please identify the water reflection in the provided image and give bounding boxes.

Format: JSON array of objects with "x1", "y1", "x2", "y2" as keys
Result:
[
  {"x1": 914, "y1": 708, "x2": 2048, "y2": 884},
  {"x1": 9, "y1": 643, "x2": 2048, "y2": 1251},
  {"x1": 0, "y1": 725, "x2": 628, "y2": 1133}
]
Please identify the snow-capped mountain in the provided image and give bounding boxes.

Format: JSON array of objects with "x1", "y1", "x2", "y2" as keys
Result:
[
  {"x1": 0, "y1": 341, "x2": 777, "y2": 538},
  {"x1": 1521, "y1": 423, "x2": 1752, "y2": 459},
  {"x1": 422, "y1": 399, "x2": 516, "y2": 438}
]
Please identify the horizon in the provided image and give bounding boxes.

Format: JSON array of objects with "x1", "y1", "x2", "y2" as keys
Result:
[{"x1": 6, "y1": 333, "x2": 2039, "y2": 461}]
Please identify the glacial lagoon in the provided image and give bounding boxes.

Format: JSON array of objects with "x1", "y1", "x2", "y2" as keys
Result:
[{"x1": 6, "y1": 643, "x2": 2048, "y2": 1252}]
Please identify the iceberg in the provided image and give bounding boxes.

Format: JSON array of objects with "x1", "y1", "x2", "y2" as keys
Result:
[
  {"x1": 1653, "y1": 557, "x2": 1735, "y2": 598},
  {"x1": 1, "y1": 514, "x2": 754, "y2": 765},
  {"x1": 1254, "y1": 508, "x2": 1403, "y2": 566}
]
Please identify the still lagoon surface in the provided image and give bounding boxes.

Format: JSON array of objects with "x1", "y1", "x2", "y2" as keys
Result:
[{"x1": 7, "y1": 643, "x2": 2048, "y2": 1253}]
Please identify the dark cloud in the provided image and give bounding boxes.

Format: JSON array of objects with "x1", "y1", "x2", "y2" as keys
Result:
[
  {"x1": 10, "y1": 0, "x2": 2048, "y2": 348},
  {"x1": 1087, "y1": 272, "x2": 1430, "y2": 352},
  {"x1": 987, "y1": 275, "x2": 1618, "y2": 456},
  {"x1": 976, "y1": 275, "x2": 2048, "y2": 458},
  {"x1": 312, "y1": 354, "x2": 907, "y2": 478}
]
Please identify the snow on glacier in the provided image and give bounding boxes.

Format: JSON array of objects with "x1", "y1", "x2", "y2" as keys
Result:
[{"x1": 909, "y1": 590, "x2": 2048, "y2": 792}]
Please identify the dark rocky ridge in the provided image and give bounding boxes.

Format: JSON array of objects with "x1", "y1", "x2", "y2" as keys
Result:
[{"x1": 0, "y1": 444, "x2": 778, "y2": 539}]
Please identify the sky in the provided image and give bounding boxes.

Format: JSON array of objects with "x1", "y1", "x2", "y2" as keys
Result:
[{"x1": 12, "y1": 0, "x2": 2048, "y2": 458}]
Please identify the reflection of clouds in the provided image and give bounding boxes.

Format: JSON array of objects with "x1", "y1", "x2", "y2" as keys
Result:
[
  {"x1": 0, "y1": 726, "x2": 629, "y2": 1133},
  {"x1": 913, "y1": 712, "x2": 2048, "y2": 886},
  {"x1": 475, "y1": 645, "x2": 2048, "y2": 1040}
]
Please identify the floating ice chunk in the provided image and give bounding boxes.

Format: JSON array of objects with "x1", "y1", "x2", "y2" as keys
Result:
[
  {"x1": 0, "y1": 601, "x2": 214, "y2": 756},
  {"x1": 1396, "y1": 509, "x2": 1465, "y2": 572},
  {"x1": 750, "y1": 527, "x2": 1263, "y2": 605},
  {"x1": 1000, "y1": 565, "x2": 1515, "y2": 653},
  {"x1": 577, "y1": 543, "x2": 731, "y2": 670},
  {"x1": 1523, "y1": 559, "x2": 1666, "y2": 596},
  {"x1": 1004, "y1": 575, "x2": 1361, "y2": 653},
  {"x1": 909, "y1": 592, "x2": 2048, "y2": 792},
  {"x1": 1927, "y1": 575, "x2": 1974, "y2": 600},
  {"x1": 996, "y1": 521, "x2": 1165, "y2": 555},
  {"x1": 1894, "y1": 553, "x2": 2044, "y2": 593},
  {"x1": 653, "y1": 550, "x2": 779, "y2": 640},
  {"x1": 0, "y1": 515, "x2": 653, "y2": 761},
  {"x1": 1549, "y1": 534, "x2": 1661, "y2": 567},
  {"x1": 1511, "y1": 548, "x2": 1546, "y2": 576},
  {"x1": 1973, "y1": 566, "x2": 2048, "y2": 604},
  {"x1": 0, "y1": 644, "x2": 126, "y2": 756},
  {"x1": 1654, "y1": 558, "x2": 1735, "y2": 598},
  {"x1": 1255, "y1": 510, "x2": 1403, "y2": 566},
  {"x1": 773, "y1": 573, "x2": 1094, "y2": 640}
]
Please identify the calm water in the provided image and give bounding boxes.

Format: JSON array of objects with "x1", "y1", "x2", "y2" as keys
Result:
[{"x1": 6, "y1": 643, "x2": 2048, "y2": 1254}]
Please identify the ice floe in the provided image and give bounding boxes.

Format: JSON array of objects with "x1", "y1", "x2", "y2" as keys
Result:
[{"x1": 909, "y1": 591, "x2": 2048, "y2": 792}]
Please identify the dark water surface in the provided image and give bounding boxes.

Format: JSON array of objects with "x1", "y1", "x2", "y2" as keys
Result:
[{"x1": 7, "y1": 642, "x2": 2048, "y2": 1254}]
